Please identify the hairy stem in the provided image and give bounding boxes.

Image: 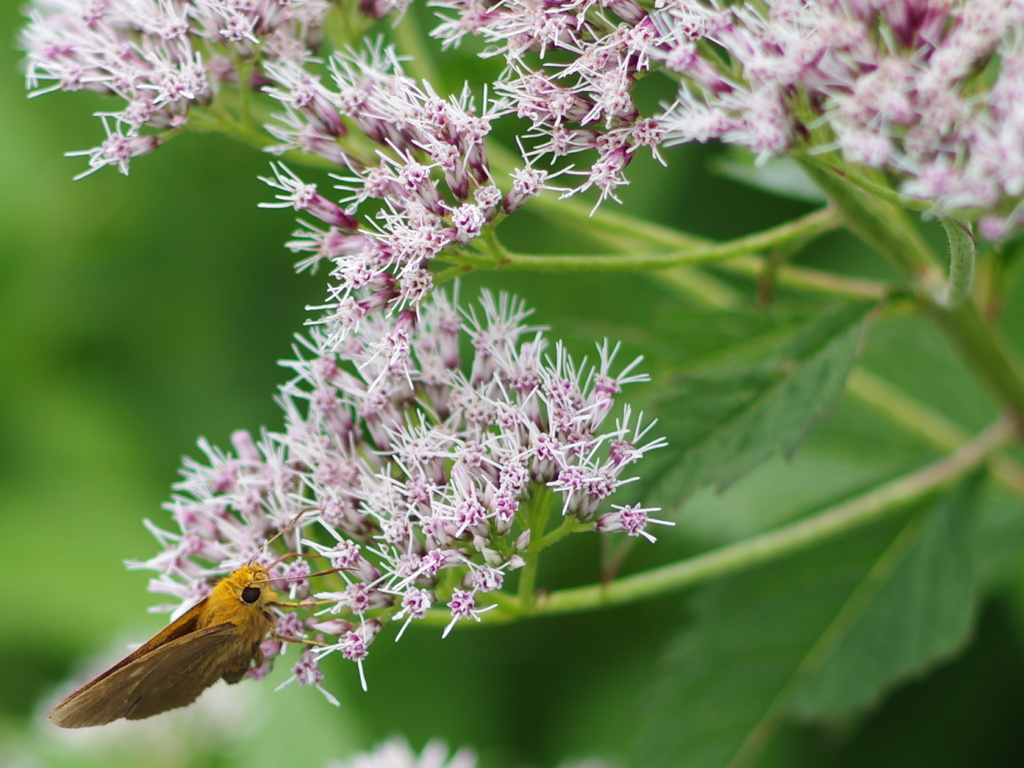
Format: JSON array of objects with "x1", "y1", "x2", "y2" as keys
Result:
[
  {"x1": 938, "y1": 217, "x2": 977, "y2": 308},
  {"x1": 483, "y1": 207, "x2": 842, "y2": 271},
  {"x1": 532, "y1": 419, "x2": 1009, "y2": 618},
  {"x1": 483, "y1": 141, "x2": 880, "y2": 301},
  {"x1": 922, "y1": 299, "x2": 1024, "y2": 426},
  {"x1": 801, "y1": 161, "x2": 1024, "y2": 426},
  {"x1": 416, "y1": 418, "x2": 1009, "y2": 627},
  {"x1": 798, "y1": 161, "x2": 939, "y2": 282},
  {"x1": 847, "y1": 369, "x2": 1024, "y2": 496}
]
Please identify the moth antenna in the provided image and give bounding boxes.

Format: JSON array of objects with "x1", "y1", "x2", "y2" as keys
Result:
[
  {"x1": 253, "y1": 563, "x2": 347, "y2": 586},
  {"x1": 273, "y1": 598, "x2": 339, "y2": 608},
  {"x1": 262, "y1": 506, "x2": 319, "y2": 551},
  {"x1": 266, "y1": 551, "x2": 318, "y2": 570},
  {"x1": 274, "y1": 634, "x2": 332, "y2": 648},
  {"x1": 306, "y1": 566, "x2": 347, "y2": 579}
]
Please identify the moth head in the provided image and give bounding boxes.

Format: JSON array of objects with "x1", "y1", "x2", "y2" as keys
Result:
[{"x1": 228, "y1": 563, "x2": 276, "y2": 606}]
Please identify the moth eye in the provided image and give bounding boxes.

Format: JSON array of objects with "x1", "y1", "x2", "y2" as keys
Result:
[{"x1": 241, "y1": 586, "x2": 262, "y2": 604}]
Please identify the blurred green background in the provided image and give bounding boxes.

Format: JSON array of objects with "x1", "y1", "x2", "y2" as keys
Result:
[
  {"x1": 0, "y1": 5, "x2": 683, "y2": 764},
  {"x1": 5, "y1": 3, "x2": 1024, "y2": 767}
]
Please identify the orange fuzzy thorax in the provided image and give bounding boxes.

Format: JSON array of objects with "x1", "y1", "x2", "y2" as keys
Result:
[{"x1": 196, "y1": 564, "x2": 277, "y2": 643}]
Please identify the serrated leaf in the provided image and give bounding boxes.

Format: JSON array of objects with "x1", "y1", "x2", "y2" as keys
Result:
[
  {"x1": 645, "y1": 308, "x2": 815, "y2": 370},
  {"x1": 646, "y1": 302, "x2": 874, "y2": 511},
  {"x1": 636, "y1": 474, "x2": 984, "y2": 768},
  {"x1": 788, "y1": 471, "x2": 981, "y2": 717}
]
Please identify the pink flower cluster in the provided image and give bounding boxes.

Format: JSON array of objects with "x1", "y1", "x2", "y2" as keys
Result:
[
  {"x1": 429, "y1": 0, "x2": 668, "y2": 206},
  {"x1": 21, "y1": 0, "x2": 338, "y2": 176},
  {"x1": 654, "y1": 0, "x2": 1024, "y2": 237},
  {"x1": 134, "y1": 288, "x2": 668, "y2": 687},
  {"x1": 23, "y1": 0, "x2": 1024, "y2": 239},
  {"x1": 258, "y1": 41, "x2": 514, "y2": 329}
]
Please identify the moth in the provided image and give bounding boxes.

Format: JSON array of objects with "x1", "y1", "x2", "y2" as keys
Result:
[{"x1": 48, "y1": 564, "x2": 280, "y2": 728}]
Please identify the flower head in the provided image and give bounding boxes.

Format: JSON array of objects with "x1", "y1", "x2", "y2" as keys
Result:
[
  {"x1": 655, "y1": 0, "x2": 1024, "y2": 234},
  {"x1": 135, "y1": 288, "x2": 666, "y2": 688},
  {"x1": 21, "y1": 0, "x2": 336, "y2": 174}
]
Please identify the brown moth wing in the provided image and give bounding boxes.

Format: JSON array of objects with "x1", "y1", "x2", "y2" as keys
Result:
[
  {"x1": 48, "y1": 596, "x2": 209, "y2": 721},
  {"x1": 48, "y1": 564, "x2": 277, "y2": 728},
  {"x1": 125, "y1": 623, "x2": 257, "y2": 720},
  {"x1": 47, "y1": 623, "x2": 251, "y2": 727}
]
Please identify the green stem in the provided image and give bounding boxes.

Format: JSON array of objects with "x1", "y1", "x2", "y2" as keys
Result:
[
  {"x1": 528, "y1": 419, "x2": 1010, "y2": 618},
  {"x1": 922, "y1": 299, "x2": 1024, "y2": 425},
  {"x1": 322, "y1": 0, "x2": 373, "y2": 49},
  {"x1": 457, "y1": 208, "x2": 842, "y2": 272},
  {"x1": 801, "y1": 155, "x2": 933, "y2": 213},
  {"x1": 485, "y1": 139, "x2": 701, "y2": 252},
  {"x1": 654, "y1": 267, "x2": 747, "y2": 309},
  {"x1": 391, "y1": 9, "x2": 443, "y2": 87},
  {"x1": 233, "y1": 55, "x2": 257, "y2": 132},
  {"x1": 798, "y1": 160, "x2": 939, "y2": 283},
  {"x1": 939, "y1": 217, "x2": 977, "y2": 308},
  {"x1": 516, "y1": 487, "x2": 554, "y2": 611},
  {"x1": 846, "y1": 369, "x2": 971, "y2": 450},
  {"x1": 538, "y1": 516, "x2": 591, "y2": 550},
  {"x1": 188, "y1": 105, "x2": 273, "y2": 148},
  {"x1": 801, "y1": 160, "x2": 1024, "y2": 426},
  {"x1": 533, "y1": 188, "x2": 705, "y2": 251},
  {"x1": 489, "y1": 140, "x2": 853, "y2": 302},
  {"x1": 479, "y1": 184, "x2": 889, "y2": 300},
  {"x1": 187, "y1": 108, "x2": 343, "y2": 171},
  {"x1": 432, "y1": 264, "x2": 476, "y2": 285},
  {"x1": 719, "y1": 256, "x2": 890, "y2": 300},
  {"x1": 847, "y1": 369, "x2": 1024, "y2": 496},
  {"x1": 415, "y1": 416, "x2": 1009, "y2": 628}
]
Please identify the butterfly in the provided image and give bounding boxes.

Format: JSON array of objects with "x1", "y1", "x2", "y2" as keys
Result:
[{"x1": 48, "y1": 563, "x2": 280, "y2": 728}]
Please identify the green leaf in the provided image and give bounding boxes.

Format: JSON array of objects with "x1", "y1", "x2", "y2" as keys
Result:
[
  {"x1": 645, "y1": 302, "x2": 875, "y2": 511},
  {"x1": 644, "y1": 307, "x2": 816, "y2": 371},
  {"x1": 788, "y1": 470, "x2": 981, "y2": 717},
  {"x1": 636, "y1": 473, "x2": 983, "y2": 768}
]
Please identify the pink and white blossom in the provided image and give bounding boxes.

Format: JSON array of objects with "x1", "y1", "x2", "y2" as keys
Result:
[{"x1": 129, "y1": 288, "x2": 666, "y2": 684}]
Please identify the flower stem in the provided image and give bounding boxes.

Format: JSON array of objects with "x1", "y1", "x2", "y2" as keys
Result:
[
  {"x1": 938, "y1": 218, "x2": 977, "y2": 308},
  {"x1": 486, "y1": 207, "x2": 841, "y2": 271},
  {"x1": 418, "y1": 418, "x2": 1009, "y2": 627},
  {"x1": 538, "y1": 516, "x2": 591, "y2": 550},
  {"x1": 528, "y1": 419, "x2": 1010, "y2": 618},
  {"x1": 847, "y1": 369, "x2": 1024, "y2": 496},
  {"x1": 798, "y1": 160, "x2": 939, "y2": 282},
  {"x1": 719, "y1": 256, "x2": 890, "y2": 300},
  {"x1": 516, "y1": 486, "x2": 554, "y2": 611},
  {"x1": 484, "y1": 140, "x2": 885, "y2": 300},
  {"x1": 801, "y1": 155, "x2": 933, "y2": 212},
  {"x1": 845, "y1": 368, "x2": 971, "y2": 450},
  {"x1": 391, "y1": 10, "x2": 442, "y2": 87},
  {"x1": 921, "y1": 298, "x2": 1024, "y2": 425},
  {"x1": 485, "y1": 139, "x2": 702, "y2": 251},
  {"x1": 800, "y1": 160, "x2": 1024, "y2": 425}
]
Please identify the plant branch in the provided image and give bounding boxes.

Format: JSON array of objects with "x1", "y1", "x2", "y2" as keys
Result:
[
  {"x1": 529, "y1": 419, "x2": 1011, "y2": 618},
  {"x1": 416, "y1": 418, "x2": 1009, "y2": 628},
  {"x1": 718, "y1": 256, "x2": 891, "y2": 300},
  {"x1": 483, "y1": 141, "x2": 884, "y2": 301},
  {"x1": 846, "y1": 369, "x2": 1024, "y2": 496},
  {"x1": 798, "y1": 160, "x2": 939, "y2": 282},
  {"x1": 800, "y1": 155, "x2": 933, "y2": 213},
  {"x1": 922, "y1": 299, "x2": 1024, "y2": 427},
  {"x1": 482, "y1": 207, "x2": 841, "y2": 271},
  {"x1": 801, "y1": 160, "x2": 1024, "y2": 426}
]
